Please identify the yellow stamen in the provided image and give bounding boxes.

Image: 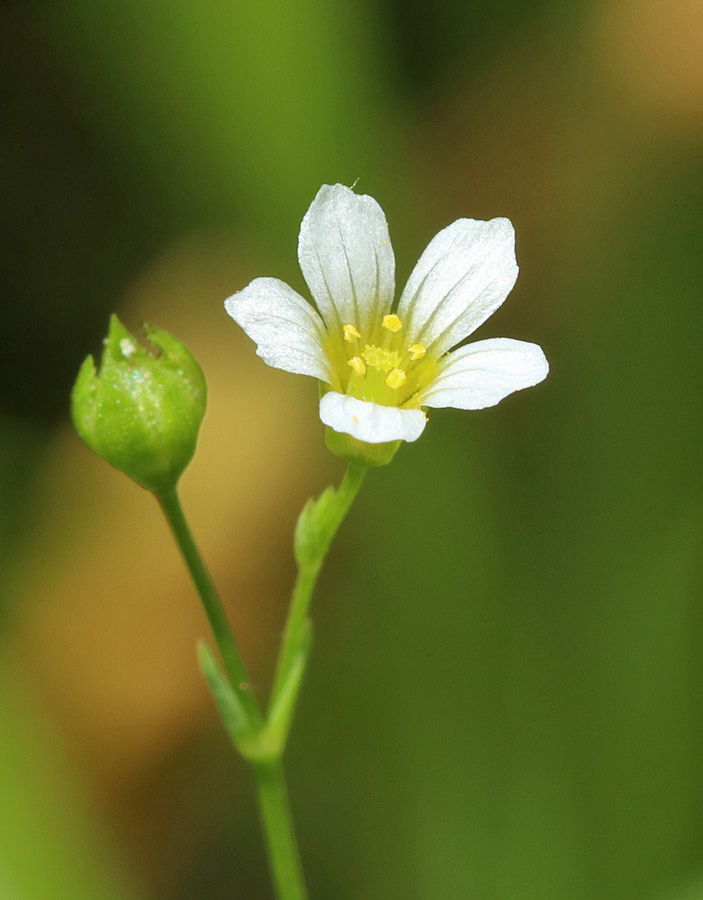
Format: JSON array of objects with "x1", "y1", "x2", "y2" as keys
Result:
[
  {"x1": 409, "y1": 343, "x2": 426, "y2": 361},
  {"x1": 382, "y1": 314, "x2": 402, "y2": 333},
  {"x1": 343, "y1": 323, "x2": 361, "y2": 342},
  {"x1": 348, "y1": 356, "x2": 366, "y2": 377},
  {"x1": 386, "y1": 368, "x2": 407, "y2": 389}
]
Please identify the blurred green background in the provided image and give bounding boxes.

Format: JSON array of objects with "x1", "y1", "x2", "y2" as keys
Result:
[{"x1": 2, "y1": 0, "x2": 703, "y2": 898}]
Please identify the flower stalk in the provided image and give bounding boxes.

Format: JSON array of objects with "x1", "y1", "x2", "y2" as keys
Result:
[
  {"x1": 158, "y1": 467, "x2": 367, "y2": 900},
  {"x1": 156, "y1": 487, "x2": 263, "y2": 734},
  {"x1": 155, "y1": 484, "x2": 310, "y2": 900},
  {"x1": 269, "y1": 463, "x2": 367, "y2": 733}
]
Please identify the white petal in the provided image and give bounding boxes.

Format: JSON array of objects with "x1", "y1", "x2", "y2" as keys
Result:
[
  {"x1": 298, "y1": 184, "x2": 395, "y2": 336},
  {"x1": 421, "y1": 338, "x2": 548, "y2": 410},
  {"x1": 225, "y1": 277, "x2": 331, "y2": 382},
  {"x1": 397, "y1": 218, "x2": 519, "y2": 357},
  {"x1": 319, "y1": 392, "x2": 426, "y2": 444}
]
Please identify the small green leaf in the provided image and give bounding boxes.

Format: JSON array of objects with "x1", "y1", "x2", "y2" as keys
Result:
[
  {"x1": 294, "y1": 486, "x2": 338, "y2": 568},
  {"x1": 197, "y1": 641, "x2": 252, "y2": 743}
]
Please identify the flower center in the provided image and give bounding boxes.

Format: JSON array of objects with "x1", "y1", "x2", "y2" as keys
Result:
[
  {"x1": 331, "y1": 314, "x2": 436, "y2": 408},
  {"x1": 361, "y1": 345, "x2": 401, "y2": 373}
]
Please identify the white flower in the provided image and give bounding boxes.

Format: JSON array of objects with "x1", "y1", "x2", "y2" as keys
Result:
[{"x1": 225, "y1": 184, "x2": 548, "y2": 446}]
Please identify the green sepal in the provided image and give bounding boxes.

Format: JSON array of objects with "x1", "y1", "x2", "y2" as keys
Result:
[
  {"x1": 325, "y1": 426, "x2": 401, "y2": 467},
  {"x1": 71, "y1": 315, "x2": 206, "y2": 494}
]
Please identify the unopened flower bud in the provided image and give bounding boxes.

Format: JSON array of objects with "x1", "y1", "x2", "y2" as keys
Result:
[{"x1": 71, "y1": 315, "x2": 206, "y2": 494}]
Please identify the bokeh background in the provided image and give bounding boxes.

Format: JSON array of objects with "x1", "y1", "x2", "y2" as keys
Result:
[{"x1": 2, "y1": 0, "x2": 703, "y2": 898}]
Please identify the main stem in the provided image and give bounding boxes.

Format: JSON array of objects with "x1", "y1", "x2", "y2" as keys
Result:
[
  {"x1": 253, "y1": 760, "x2": 307, "y2": 900},
  {"x1": 157, "y1": 487, "x2": 262, "y2": 729}
]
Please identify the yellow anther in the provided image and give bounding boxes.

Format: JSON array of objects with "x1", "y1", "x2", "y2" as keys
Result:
[
  {"x1": 348, "y1": 356, "x2": 366, "y2": 377},
  {"x1": 343, "y1": 323, "x2": 361, "y2": 342},
  {"x1": 409, "y1": 343, "x2": 426, "y2": 360},
  {"x1": 386, "y1": 368, "x2": 407, "y2": 389},
  {"x1": 382, "y1": 314, "x2": 402, "y2": 333}
]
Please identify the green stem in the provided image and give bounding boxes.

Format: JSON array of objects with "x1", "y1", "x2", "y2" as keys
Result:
[
  {"x1": 253, "y1": 760, "x2": 308, "y2": 900},
  {"x1": 156, "y1": 487, "x2": 262, "y2": 730},
  {"x1": 270, "y1": 463, "x2": 367, "y2": 712},
  {"x1": 157, "y1": 486, "x2": 307, "y2": 900},
  {"x1": 157, "y1": 465, "x2": 366, "y2": 900}
]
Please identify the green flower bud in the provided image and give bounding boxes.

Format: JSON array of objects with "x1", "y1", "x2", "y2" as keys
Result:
[{"x1": 71, "y1": 315, "x2": 206, "y2": 494}]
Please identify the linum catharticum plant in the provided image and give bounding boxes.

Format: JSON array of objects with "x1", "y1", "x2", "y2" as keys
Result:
[{"x1": 71, "y1": 183, "x2": 548, "y2": 900}]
